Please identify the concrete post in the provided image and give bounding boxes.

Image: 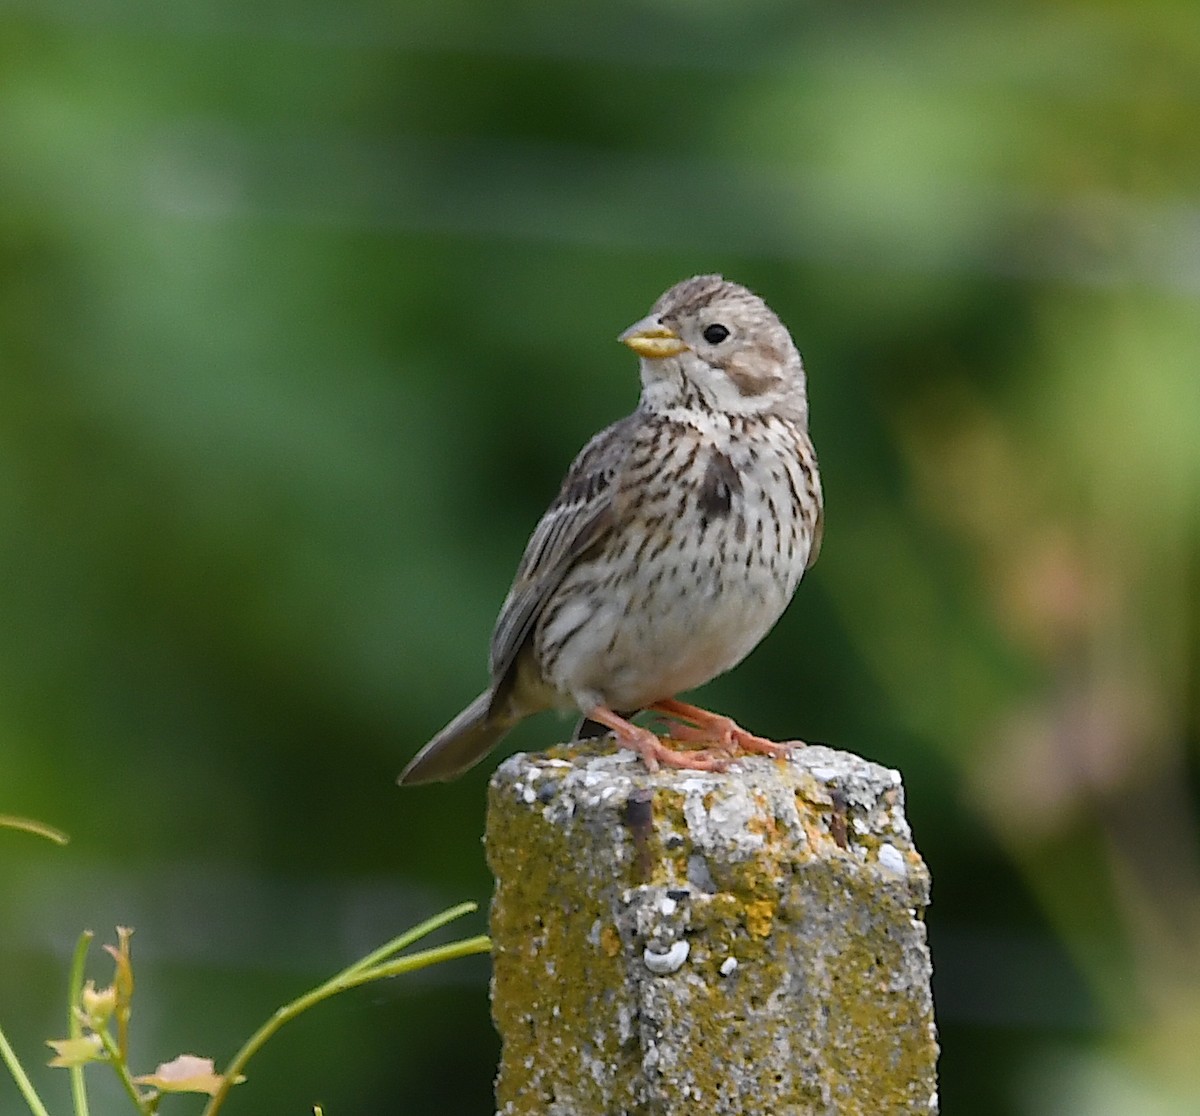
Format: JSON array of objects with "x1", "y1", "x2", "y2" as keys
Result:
[{"x1": 486, "y1": 741, "x2": 938, "y2": 1115}]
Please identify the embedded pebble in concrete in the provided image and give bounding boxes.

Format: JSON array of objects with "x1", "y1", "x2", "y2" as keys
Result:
[
  {"x1": 643, "y1": 940, "x2": 690, "y2": 975},
  {"x1": 878, "y1": 842, "x2": 908, "y2": 877}
]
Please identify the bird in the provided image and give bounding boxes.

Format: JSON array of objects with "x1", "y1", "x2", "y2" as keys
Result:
[{"x1": 399, "y1": 274, "x2": 823, "y2": 785}]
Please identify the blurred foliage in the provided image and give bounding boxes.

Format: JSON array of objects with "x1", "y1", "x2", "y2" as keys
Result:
[
  {"x1": 4, "y1": 909, "x2": 487, "y2": 1115},
  {"x1": 1, "y1": 1, "x2": 1198, "y2": 1113}
]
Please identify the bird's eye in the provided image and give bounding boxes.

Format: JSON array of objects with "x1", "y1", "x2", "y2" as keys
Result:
[{"x1": 702, "y1": 323, "x2": 730, "y2": 345}]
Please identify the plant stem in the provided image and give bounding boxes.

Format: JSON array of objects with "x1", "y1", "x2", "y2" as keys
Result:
[
  {"x1": 340, "y1": 936, "x2": 492, "y2": 988},
  {"x1": 0, "y1": 1022, "x2": 53, "y2": 1116},
  {"x1": 95, "y1": 1029, "x2": 150, "y2": 1114},
  {"x1": 338, "y1": 901, "x2": 478, "y2": 979},
  {"x1": 67, "y1": 931, "x2": 94, "y2": 1116},
  {"x1": 201, "y1": 921, "x2": 490, "y2": 1116},
  {"x1": 0, "y1": 815, "x2": 69, "y2": 845}
]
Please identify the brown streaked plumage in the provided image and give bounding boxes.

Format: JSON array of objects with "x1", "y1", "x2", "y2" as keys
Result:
[{"x1": 399, "y1": 274, "x2": 823, "y2": 784}]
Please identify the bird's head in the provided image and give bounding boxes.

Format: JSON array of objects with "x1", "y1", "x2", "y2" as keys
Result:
[{"x1": 619, "y1": 274, "x2": 808, "y2": 422}]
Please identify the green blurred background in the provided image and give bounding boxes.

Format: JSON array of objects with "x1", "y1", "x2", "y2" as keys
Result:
[{"x1": 2, "y1": 0, "x2": 1199, "y2": 1112}]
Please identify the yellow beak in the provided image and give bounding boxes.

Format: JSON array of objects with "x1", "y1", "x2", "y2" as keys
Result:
[{"x1": 618, "y1": 316, "x2": 688, "y2": 359}]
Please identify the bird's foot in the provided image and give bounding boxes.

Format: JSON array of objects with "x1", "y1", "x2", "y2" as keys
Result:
[
  {"x1": 649, "y1": 699, "x2": 802, "y2": 760},
  {"x1": 584, "y1": 705, "x2": 732, "y2": 773}
]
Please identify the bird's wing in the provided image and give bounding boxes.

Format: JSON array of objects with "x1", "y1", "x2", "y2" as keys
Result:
[{"x1": 487, "y1": 414, "x2": 636, "y2": 691}]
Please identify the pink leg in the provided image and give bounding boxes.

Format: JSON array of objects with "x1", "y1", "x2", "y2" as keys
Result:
[
  {"x1": 648, "y1": 699, "x2": 801, "y2": 760},
  {"x1": 585, "y1": 705, "x2": 732, "y2": 773}
]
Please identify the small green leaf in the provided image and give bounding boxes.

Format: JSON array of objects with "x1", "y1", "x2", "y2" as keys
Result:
[{"x1": 46, "y1": 1034, "x2": 104, "y2": 1068}]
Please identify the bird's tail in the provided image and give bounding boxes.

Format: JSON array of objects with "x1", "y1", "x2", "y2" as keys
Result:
[{"x1": 398, "y1": 691, "x2": 514, "y2": 785}]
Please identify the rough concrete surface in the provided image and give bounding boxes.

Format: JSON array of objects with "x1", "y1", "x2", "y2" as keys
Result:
[{"x1": 486, "y1": 740, "x2": 938, "y2": 1115}]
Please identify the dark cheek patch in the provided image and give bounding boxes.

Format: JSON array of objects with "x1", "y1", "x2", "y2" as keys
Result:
[
  {"x1": 724, "y1": 341, "x2": 785, "y2": 397},
  {"x1": 726, "y1": 358, "x2": 776, "y2": 397}
]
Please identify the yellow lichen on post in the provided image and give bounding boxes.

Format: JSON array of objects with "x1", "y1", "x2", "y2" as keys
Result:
[{"x1": 486, "y1": 742, "x2": 939, "y2": 1115}]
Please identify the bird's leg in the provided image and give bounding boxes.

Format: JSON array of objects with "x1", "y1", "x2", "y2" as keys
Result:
[
  {"x1": 584, "y1": 705, "x2": 731, "y2": 773},
  {"x1": 648, "y1": 698, "x2": 801, "y2": 759}
]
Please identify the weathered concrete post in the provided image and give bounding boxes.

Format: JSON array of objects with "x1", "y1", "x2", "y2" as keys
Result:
[{"x1": 486, "y1": 741, "x2": 938, "y2": 1115}]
